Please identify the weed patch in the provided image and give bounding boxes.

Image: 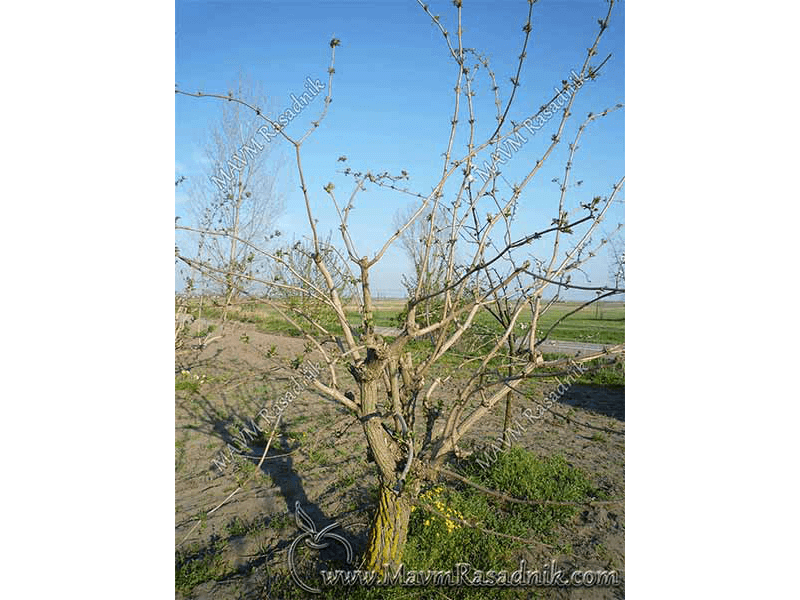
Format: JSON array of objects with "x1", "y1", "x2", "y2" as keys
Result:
[
  {"x1": 405, "y1": 449, "x2": 601, "y2": 573},
  {"x1": 175, "y1": 538, "x2": 231, "y2": 597}
]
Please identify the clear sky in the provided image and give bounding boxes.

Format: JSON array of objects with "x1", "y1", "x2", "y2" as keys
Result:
[{"x1": 175, "y1": 0, "x2": 624, "y2": 298}]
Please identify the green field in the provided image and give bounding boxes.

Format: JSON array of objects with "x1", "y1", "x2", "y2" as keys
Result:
[
  {"x1": 182, "y1": 298, "x2": 624, "y2": 345},
  {"x1": 359, "y1": 299, "x2": 625, "y2": 345}
]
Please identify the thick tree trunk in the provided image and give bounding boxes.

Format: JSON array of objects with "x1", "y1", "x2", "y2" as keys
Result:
[
  {"x1": 364, "y1": 484, "x2": 411, "y2": 574},
  {"x1": 363, "y1": 482, "x2": 412, "y2": 573},
  {"x1": 358, "y1": 373, "x2": 415, "y2": 572}
]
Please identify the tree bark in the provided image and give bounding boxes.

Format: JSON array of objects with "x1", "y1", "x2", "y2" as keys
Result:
[
  {"x1": 358, "y1": 371, "x2": 415, "y2": 572},
  {"x1": 363, "y1": 482, "x2": 412, "y2": 573}
]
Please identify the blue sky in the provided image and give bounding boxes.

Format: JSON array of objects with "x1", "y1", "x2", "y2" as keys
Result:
[{"x1": 176, "y1": 0, "x2": 624, "y2": 298}]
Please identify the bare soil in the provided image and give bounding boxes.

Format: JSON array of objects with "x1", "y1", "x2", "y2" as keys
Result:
[{"x1": 175, "y1": 317, "x2": 624, "y2": 599}]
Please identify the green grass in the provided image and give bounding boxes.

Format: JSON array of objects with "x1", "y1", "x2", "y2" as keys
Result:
[
  {"x1": 455, "y1": 449, "x2": 603, "y2": 543},
  {"x1": 471, "y1": 302, "x2": 624, "y2": 345},
  {"x1": 181, "y1": 299, "x2": 623, "y2": 345},
  {"x1": 533, "y1": 352, "x2": 624, "y2": 387},
  {"x1": 400, "y1": 451, "x2": 603, "y2": 598},
  {"x1": 175, "y1": 371, "x2": 206, "y2": 393},
  {"x1": 225, "y1": 515, "x2": 267, "y2": 538},
  {"x1": 576, "y1": 357, "x2": 625, "y2": 387},
  {"x1": 175, "y1": 538, "x2": 231, "y2": 597}
]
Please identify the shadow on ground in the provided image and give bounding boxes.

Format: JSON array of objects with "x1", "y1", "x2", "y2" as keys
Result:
[{"x1": 558, "y1": 384, "x2": 624, "y2": 421}]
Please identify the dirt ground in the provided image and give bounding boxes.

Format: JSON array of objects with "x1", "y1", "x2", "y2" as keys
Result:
[{"x1": 175, "y1": 318, "x2": 624, "y2": 599}]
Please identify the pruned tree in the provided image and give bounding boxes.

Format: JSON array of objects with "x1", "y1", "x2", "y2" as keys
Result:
[
  {"x1": 180, "y1": 78, "x2": 284, "y2": 319},
  {"x1": 176, "y1": 0, "x2": 624, "y2": 573},
  {"x1": 393, "y1": 203, "x2": 455, "y2": 328},
  {"x1": 270, "y1": 234, "x2": 358, "y2": 333}
]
